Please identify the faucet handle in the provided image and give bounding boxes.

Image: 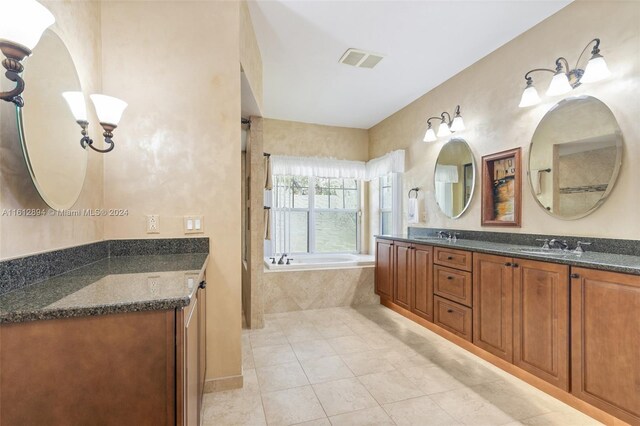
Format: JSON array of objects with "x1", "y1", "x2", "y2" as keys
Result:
[
  {"x1": 574, "y1": 241, "x2": 592, "y2": 253},
  {"x1": 452, "y1": 232, "x2": 460, "y2": 242},
  {"x1": 536, "y1": 238, "x2": 550, "y2": 249}
]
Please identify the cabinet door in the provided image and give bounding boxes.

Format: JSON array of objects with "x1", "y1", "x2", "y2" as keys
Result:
[
  {"x1": 411, "y1": 244, "x2": 433, "y2": 321},
  {"x1": 197, "y1": 284, "x2": 207, "y2": 422},
  {"x1": 375, "y1": 240, "x2": 394, "y2": 299},
  {"x1": 513, "y1": 259, "x2": 569, "y2": 390},
  {"x1": 473, "y1": 253, "x2": 513, "y2": 362},
  {"x1": 393, "y1": 241, "x2": 412, "y2": 310},
  {"x1": 184, "y1": 297, "x2": 200, "y2": 426},
  {"x1": 571, "y1": 267, "x2": 640, "y2": 424}
]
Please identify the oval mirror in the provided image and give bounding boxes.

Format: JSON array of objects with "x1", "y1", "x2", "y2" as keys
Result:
[
  {"x1": 18, "y1": 29, "x2": 87, "y2": 210},
  {"x1": 434, "y1": 138, "x2": 475, "y2": 218},
  {"x1": 528, "y1": 96, "x2": 623, "y2": 219}
]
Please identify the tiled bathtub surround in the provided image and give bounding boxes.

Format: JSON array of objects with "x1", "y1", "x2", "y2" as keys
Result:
[
  {"x1": 0, "y1": 238, "x2": 209, "y2": 296},
  {"x1": 263, "y1": 267, "x2": 378, "y2": 313},
  {"x1": 408, "y1": 227, "x2": 640, "y2": 257}
]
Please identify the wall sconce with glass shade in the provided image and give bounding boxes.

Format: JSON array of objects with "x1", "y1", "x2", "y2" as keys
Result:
[
  {"x1": 518, "y1": 38, "x2": 611, "y2": 108},
  {"x1": 424, "y1": 105, "x2": 465, "y2": 142},
  {"x1": 0, "y1": 0, "x2": 55, "y2": 106},
  {"x1": 63, "y1": 92, "x2": 128, "y2": 153}
]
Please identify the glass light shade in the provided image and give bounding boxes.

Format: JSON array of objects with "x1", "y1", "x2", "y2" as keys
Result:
[
  {"x1": 0, "y1": 0, "x2": 55, "y2": 51},
  {"x1": 90, "y1": 94, "x2": 128, "y2": 126},
  {"x1": 423, "y1": 127, "x2": 437, "y2": 142},
  {"x1": 581, "y1": 55, "x2": 611, "y2": 83},
  {"x1": 546, "y1": 72, "x2": 572, "y2": 96},
  {"x1": 62, "y1": 92, "x2": 87, "y2": 122},
  {"x1": 450, "y1": 116, "x2": 465, "y2": 132},
  {"x1": 437, "y1": 121, "x2": 451, "y2": 138},
  {"x1": 519, "y1": 85, "x2": 541, "y2": 108}
]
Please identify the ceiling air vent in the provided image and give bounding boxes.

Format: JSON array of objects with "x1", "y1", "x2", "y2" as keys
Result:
[{"x1": 339, "y1": 48, "x2": 384, "y2": 69}]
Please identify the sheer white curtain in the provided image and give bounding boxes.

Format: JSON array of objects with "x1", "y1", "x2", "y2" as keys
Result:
[{"x1": 270, "y1": 149, "x2": 405, "y2": 181}]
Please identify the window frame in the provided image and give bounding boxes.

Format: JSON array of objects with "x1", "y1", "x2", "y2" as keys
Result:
[{"x1": 272, "y1": 175, "x2": 361, "y2": 255}]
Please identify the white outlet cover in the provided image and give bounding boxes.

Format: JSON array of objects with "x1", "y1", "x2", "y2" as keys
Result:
[{"x1": 146, "y1": 215, "x2": 160, "y2": 234}]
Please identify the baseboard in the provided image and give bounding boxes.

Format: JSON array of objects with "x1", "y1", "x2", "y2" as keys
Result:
[
  {"x1": 380, "y1": 298, "x2": 630, "y2": 426},
  {"x1": 203, "y1": 373, "x2": 243, "y2": 393}
]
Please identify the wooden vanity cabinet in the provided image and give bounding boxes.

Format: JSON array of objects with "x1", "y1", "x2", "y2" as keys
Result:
[
  {"x1": 411, "y1": 244, "x2": 434, "y2": 322},
  {"x1": 393, "y1": 241, "x2": 413, "y2": 310},
  {"x1": 473, "y1": 252, "x2": 514, "y2": 362},
  {"x1": 375, "y1": 239, "x2": 394, "y2": 299},
  {"x1": 177, "y1": 282, "x2": 207, "y2": 426},
  {"x1": 513, "y1": 260, "x2": 570, "y2": 391},
  {"x1": 570, "y1": 267, "x2": 640, "y2": 424}
]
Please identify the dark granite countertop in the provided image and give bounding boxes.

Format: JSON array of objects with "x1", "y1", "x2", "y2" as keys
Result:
[
  {"x1": 376, "y1": 234, "x2": 640, "y2": 275},
  {"x1": 0, "y1": 253, "x2": 208, "y2": 324}
]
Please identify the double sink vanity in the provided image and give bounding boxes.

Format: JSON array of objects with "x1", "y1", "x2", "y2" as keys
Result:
[
  {"x1": 375, "y1": 229, "x2": 639, "y2": 425},
  {"x1": 0, "y1": 239, "x2": 209, "y2": 426}
]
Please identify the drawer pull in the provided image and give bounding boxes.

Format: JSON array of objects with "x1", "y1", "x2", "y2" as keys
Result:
[
  {"x1": 512, "y1": 263, "x2": 519, "y2": 268},
  {"x1": 447, "y1": 276, "x2": 453, "y2": 280},
  {"x1": 505, "y1": 262, "x2": 512, "y2": 267},
  {"x1": 447, "y1": 256, "x2": 453, "y2": 260},
  {"x1": 570, "y1": 273, "x2": 580, "y2": 279},
  {"x1": 447, "y1": 309, "x2": 454, "y2": 313}
]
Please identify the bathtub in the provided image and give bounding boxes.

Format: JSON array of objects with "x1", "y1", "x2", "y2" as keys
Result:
[
  {"x1": 263, "y1": 253, "x2": 378, "y2": 313},
  {"x1": 264, "y1": 253, "x2": 375, "y2": 271}
]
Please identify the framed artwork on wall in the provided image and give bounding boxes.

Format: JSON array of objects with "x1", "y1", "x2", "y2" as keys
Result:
[{"x1": 481, "y1": 148, "x2": 522, "y2": 227}]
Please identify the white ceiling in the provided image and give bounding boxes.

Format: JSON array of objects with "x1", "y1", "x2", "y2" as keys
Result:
[{"x1": 248, "y1": 0, "x2": 571, "y2": 129}]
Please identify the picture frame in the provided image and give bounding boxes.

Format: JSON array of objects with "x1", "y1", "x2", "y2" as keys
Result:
[{"x1": 481, "y1": 147, "x2": 521, "y2": 227}]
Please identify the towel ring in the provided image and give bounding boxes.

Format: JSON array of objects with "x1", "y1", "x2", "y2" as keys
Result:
[{"x1": 408, "y1": 188, "x2": 419, "y2": 199}]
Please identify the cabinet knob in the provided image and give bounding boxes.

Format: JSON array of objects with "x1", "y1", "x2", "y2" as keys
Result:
[
  {"x1": 512, "y1": 263, "x2": 519, "y2": 268},
  {"x1": 570, "y1": 273, "x2": 580, "y2": 279},
  {"x1": 447, "y1": 309, "x2": 454, "y2": 313},
  {"x1": 447, "y1": 256, "x2": 453, "y2": 260},
  {"x1": 447, "y1": 276, "x2": 453, "y2": 280},
  {"x1": 505, "y1": 262, "x2": 512, "y2": 267},
  {"x1": 199, "y1": 281, "x2": 207, "y2": 289}
]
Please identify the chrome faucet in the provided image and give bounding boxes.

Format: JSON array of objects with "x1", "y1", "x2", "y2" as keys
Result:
[
  {"x1": 438, "y1": 231, "x2": 451, "y2": 240},
  {"x1": 277, "y1": 253, "x2": 288, "y2": 265},
  {"x1": 549, "y1": 239, "x2": 569, "y2": 251}
]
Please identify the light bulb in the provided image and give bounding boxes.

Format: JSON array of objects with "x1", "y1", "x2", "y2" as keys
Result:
[
  {"x1": 62, "y1": 92, "x2": 87, "y2": 122},
  {"x1": 437, "y1": 121, "x2": 451, "y2": 138},
  {"x1": 0, "y1": 0, "x2": 55, "y2": 51},
  {"x1": 450, "y1": 115, "x2": 465, "y2": 132},
  {"x1": 90, "y1": 94, "x2": 128, "y2": 126},
  {"x1": 519, "y1": 85, "x2": 541, "y2": 108},
  {"x1": 423, "y1": 127, "x2": 437, "y2": 142},
  {"x1": 581, "y1": 54, "x2": 611, "y2": 83},
  {"x1": 546, "y1": 72, "x2": 572, "y2": 96}
]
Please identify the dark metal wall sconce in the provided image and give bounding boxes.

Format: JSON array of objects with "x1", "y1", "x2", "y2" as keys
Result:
[
  {"x1": 519, "y1": 38, "x2": 611, "y2": 107},
  {"x1": 423, "y1": 105, "x2": 465, "y2": 142},
  {"x1": 0, "y1": 1, "x2": 55, "y2": 106},
  {"x1": 63, "y1": 92, "x2": 128, "y2": 154}
]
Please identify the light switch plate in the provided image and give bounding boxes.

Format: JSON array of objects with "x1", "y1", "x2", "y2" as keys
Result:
[{"x1": 184, "y1": 215, "x2": 204, "y2": 234}]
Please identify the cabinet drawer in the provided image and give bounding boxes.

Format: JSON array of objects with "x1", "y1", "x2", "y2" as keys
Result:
[
  {"x1": 434, "y1": 247, "x2": 472, "y2": 271},
  {"x1": 434, "y1": 296, "x2": 472, "y2": 341},
  {"x1": 434, "y1": 265, "x2": 472, "y2": 307}
]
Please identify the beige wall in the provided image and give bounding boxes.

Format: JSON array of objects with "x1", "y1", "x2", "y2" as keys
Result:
[
  {"x1": 101, "y1": 1, "x2": 242, "y2": 383},
  {"x1": 240, "y1": 0, "x2": 263, "y2": 113},
  {"x1": 0, "y1": 1, "x2": 104, "y2": 260},
  {"x1": 368, "y1": 1, "x2": 640, "y2": 240},
  {"x1": 264, "y1": 118, "x2": 369, "y2": 161}
]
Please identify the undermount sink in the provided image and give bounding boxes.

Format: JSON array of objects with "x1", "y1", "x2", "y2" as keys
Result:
[{"x1": 517, "y1": 248, "x2": 574, "y2": 256}]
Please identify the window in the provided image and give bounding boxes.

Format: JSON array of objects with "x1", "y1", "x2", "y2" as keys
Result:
[
  {"x1": 273, "y1": 176, "x2": 360, "y2": 254},
  {"x1": 380, "y1": 174, "x2": 393, "y2": 235}
]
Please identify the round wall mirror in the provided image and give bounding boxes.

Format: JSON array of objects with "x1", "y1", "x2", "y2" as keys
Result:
[
  {"x1": 528, "y1": 96, "x2": 623, "y2": 219},
  {"x1": 18, "y1": 29, "x2": 87, "y2": 210},
  {"x1": 434, "y1": 138, "x2": 475, "y2": 218}
]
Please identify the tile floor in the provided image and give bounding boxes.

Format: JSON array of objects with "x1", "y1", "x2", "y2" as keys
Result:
[{"x1": 202, "y1": 304, "x2": 602, "y2": 426}]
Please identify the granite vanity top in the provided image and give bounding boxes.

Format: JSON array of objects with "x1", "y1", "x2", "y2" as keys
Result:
[
  {"x1": 0, "y1": 253, "x2": 208, "y2": 324},
  {"x1": 376, "y1": 234, "x2": 640, "y2": 276}
]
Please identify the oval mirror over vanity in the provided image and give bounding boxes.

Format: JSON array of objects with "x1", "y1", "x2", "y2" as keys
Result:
[
  {"x1": 434, "y1": 138, "x2": 475, "y2": 218},
  {"x1": 528, "y1": 96, "x2": 623, "y2": 219},
  {"x1": 18, "y1": 29, "x2": 87, "y2": 210}
]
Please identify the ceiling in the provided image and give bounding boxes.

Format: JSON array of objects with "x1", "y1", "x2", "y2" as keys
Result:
[{"x1": 248, "y1": 0, "x2": 571, "y2": 129}]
